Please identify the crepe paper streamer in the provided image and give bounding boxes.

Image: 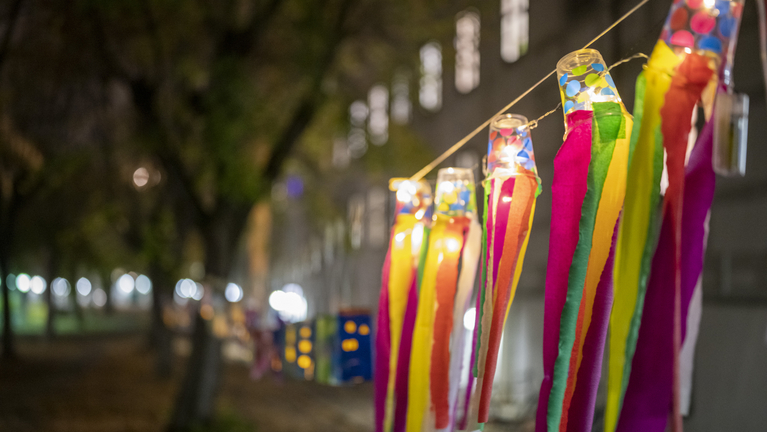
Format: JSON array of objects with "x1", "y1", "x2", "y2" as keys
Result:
[
  {"x1": 679, "y1": 277, "x2": 703, "y2": 416},
  {"x1": 604, "y1": 41, "x2": 679, "y2": 432},
  {"x1": 406, "y1": 168, "x2": 478, "y2": 432},
  {"x1": 617, "y1": 117, "x2": 715, "y2": 432},
  {"x1": 375, "y1": 242, "x2": 392, "y2": 432},
  {"x1": 467, "y1": 114, "x2": 539, "y2": 427},
  {"x1": 608, "y1": 0, "x2": 740, "y2": 424},
  {"x1": 458, "y1": 260, "x2": 482, "y2": 431},
  {"x1": 565, "y1": 221, "x2": 619, "y2": 432},
  {"x1": 536, "y1": 48, "x2": 631, "y2": 432},
  {"x1": 431, "y1": 168, "x2": 481, "y2": 430},
  {"x1": 394, "y1": 274, "x2": 423, "y2": 432},
  {"x1": 536, "y1": 110, "x2": 592, "y2": 432},
  {"x1": 442, "y1": 215, "x2": 481, "y2": 432},
  {"x1": 375, "y1": 179, "x2": 433, "y2": 432}
]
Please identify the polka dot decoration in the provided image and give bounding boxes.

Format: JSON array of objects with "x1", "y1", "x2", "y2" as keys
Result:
[
  {"x1": 434, "y1": 167, "x2": 477, "y2": 217},
  {"x1": 395, "y1": 179, "x2": 432, "y2": 220},
  {"x1": 557, "y1": 57, "x2": 621, "y2": 115},
  {"x1": 661, "y1": 0, "x2": 743, "y2": 59},
  {"x1": 690, "y1": 11, "x2": 715, "y2": 34},
  {"x1": 487, "y1": 119, "x2": 538, "y2": 178}
]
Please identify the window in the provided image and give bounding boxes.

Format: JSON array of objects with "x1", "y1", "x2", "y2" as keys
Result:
[
  {"x1": 368, "y1": 85, "x2": 389, "y2": 145},
  {"x1": 455, "y1": 11, "x2": 480, "y2": 94},
  {"x1": 391, "y1": 69, "x2": 412, "y2": 125},
  {"x1": 419, "y1": 42, "x2": 442, "y2": 111},
  {"x1": 501, "y1": 0, "x2": 529, "y2": 63},
  {"x1": 348, "y1": 100, "x2": 368, "y2": 158},
  {"x1": 367, "y1": 187, "x2": 387, "y2": 248}
]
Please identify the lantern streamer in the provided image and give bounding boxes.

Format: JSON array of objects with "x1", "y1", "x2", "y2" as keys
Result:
[
  {"x1": 607, "y1": 0, "x2": 743, "y2": 427},
  {"x1": 537, "y1": 48, "x2": 631, "y2": 432},
  {"x1": 406, "y1": 169, "x2": 480, "y2": 432},
  {"x1": 375, "y1": 181, "x2": 432, "y2": 432},
  {"x1": 444, "y1": 217, "x2": 481, "y2": 430},
  {"x1": 469, "y1": 114, "x2": 539, "y2": 428},
  {"x1": 604, "y1": 42, "x2": 676, "y2": 432}
]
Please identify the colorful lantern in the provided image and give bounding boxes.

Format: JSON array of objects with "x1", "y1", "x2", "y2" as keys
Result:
[
  {"x1": 606, "y1": 1, "x2": 744, "y2": 431},
  {"x1": 375, "y1": 179, "x2": 432, "y2": 432},
  {"x1": 468, "y1": 114, "x2": 539, "y2": 428},
  {"x1": 536, "y1": 48, "x2": 632, "y2": 432},
  {"x1": 406, "y1": 168, "x2": 480, "y2": 432}
]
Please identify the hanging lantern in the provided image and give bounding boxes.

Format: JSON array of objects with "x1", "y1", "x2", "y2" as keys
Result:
[
  {"x1": 375, "y1": 179, "x2": 432, "y2": 432},
  {"x1": 536, "y1": 48, "x2": 632, "y2": 432},
  {"x1": 605, "y1": 1, "x2": 745, "y2": 431},
  {"x1": 466, "y1": 113, "x2": 539, "y2": 429},
  {"x1": 406, "y1": 168, "x2": 481, "y2": 432}
]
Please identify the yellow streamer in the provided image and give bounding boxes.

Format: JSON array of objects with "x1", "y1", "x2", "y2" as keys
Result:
[
  {"x1": 406, "y1": 216, "x2": 448, "y2": 432},
  {"x1": 605, "y1": 41, "x2": 680, "y2": 432}
]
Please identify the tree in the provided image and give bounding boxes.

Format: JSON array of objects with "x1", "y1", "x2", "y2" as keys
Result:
[
  {"x1": 3, "y1": 0, "x2": 457, "y2": 426},
  {"x1": 0, "y1": 0, "x2": 26, "y2": 360}
]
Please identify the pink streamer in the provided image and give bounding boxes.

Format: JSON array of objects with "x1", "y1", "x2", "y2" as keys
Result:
[
  {"x1": 393, "y1": 278, "x2": 419, "y2": 432},
  {"x1": 375, "y1": 247, "x2": 393, "y2": 432},
  {"x1": 535, "y1": 111, "x2": 593, "y2": 432}
]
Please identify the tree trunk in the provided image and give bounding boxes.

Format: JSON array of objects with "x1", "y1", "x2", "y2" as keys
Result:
[
  {"x1": 99, "y1": 269, "x2": 114, "y2": 315},
  {"x1": 44, "y1": 250, "x2": 59, "y2": 340},
  {"x1": 167, "y1": 213, "x2": 245, "y2": 431},
  {"x1": 0, "y1": 250, "x2": 15, "y2": 360},
  {"x1": 168, "y1": 308, "x2": 222, "y2": 431},
  {"x1": 68, "y1": 268, "x2": 84, "y2": 330},
  {"x1": 149, "y1": 264, "x2": 173, "y2": 378}
]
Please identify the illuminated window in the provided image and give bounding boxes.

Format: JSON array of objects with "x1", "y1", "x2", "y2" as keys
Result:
[
  {"x1": 348, "y1": 195, "x2": 365, "y2": 250},
  {"x1": 501, "y1": 0, "x2": 529, "y2": 63},
  {"x1": 348, "y1": 100, "x2": 368, "y2": 158},
  {"x1": 419, "y1": 42, "x2": 442, "y2": 111},
  {"x1": 332, "y1": 135, "x2": 350, "y2": 169},
  {"x1": 391, "y1": 69, "x2": 412, "y2": 124},
  {"x1": 455, "y1": 10, "x2": 480, "y2": 94},
  {"x1": 368, "y1": 85, "x2": 389, "y2": 145},
  {"x1": 367, "y1": 187, "x2": 387, "y2": 248}
]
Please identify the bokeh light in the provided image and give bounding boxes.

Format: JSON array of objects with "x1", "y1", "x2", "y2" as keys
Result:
[
  {"x1": 225, "y1": 283, "x2": 243, "y2": 303},
  {"x1": 76, "y1": 278, "x2": 92, "y2": 296},
  {"x1": 16, "y1": 273, "x2": 30, "y2": 293},
  {"x1": 92, "y1": 288, "x2": 107, "y2": 307},
  {"x1": 52, "y1": 278, "x2": 71, "y2": 297},
  {"x1": 135, "y1": 275, "x2": 151, "y2": 294},
  {"x1": 30, "y1": 276, "x2": 46, "y2": 294},
  {"x1": 118, "y1": 274, "x2": 135, "y2": 293}
]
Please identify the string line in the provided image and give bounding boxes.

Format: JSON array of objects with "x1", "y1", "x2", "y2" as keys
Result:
[{"x1": 408, "y1": 0, "x2": 652, "y2": 182}]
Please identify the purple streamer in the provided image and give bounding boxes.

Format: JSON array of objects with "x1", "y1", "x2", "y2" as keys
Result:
[{"x1": 617, "y1": 119, "x2": 715, "y2": 432}]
